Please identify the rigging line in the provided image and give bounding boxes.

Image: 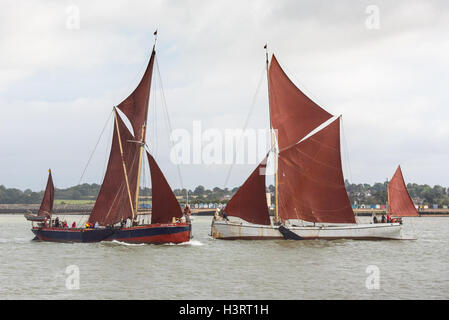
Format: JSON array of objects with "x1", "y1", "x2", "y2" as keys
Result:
[
  {"x1": 280, "y1": 59, "x2": 334, "y2": 116},
  {"x1": 113, "y1": 47, "x2": 153, "y2": 108},
  {"x1": 223, "y1": 65, "x2": 266, "y2": 189},
  {"x1": 102, "y1": 113, "x2": 114, "y2": 182},
  {"x1": 340, "y1": 116, "x2": 353, "y2": 184},
  {"x1": 154, "y1": 54, "x2": 187, "y2": 200},
  {"x1": 77, "y1": 110, "x2": 114, "y2": 186}
]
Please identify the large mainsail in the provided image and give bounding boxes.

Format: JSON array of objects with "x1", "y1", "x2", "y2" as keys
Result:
[
  {"x1": 37, "y1": 170, "x2": 54, "y2": 218},
  {"x1": 88, "y1": 46, "x2": 182, "y2": 226},
  {"x1": 146, "y1": 151, "x2": 183, "y2": 224},
  {"x1": 277, "y1": 118, "x2": 356, "y2": 223},
  {"x1": 89, "y1": 48, "x2": 155, "y2": 226},
  {"x1": 268, "y1": 55, "x2": 333, "y2": 151},
  {"x1": 223, "y1": 155, "x2": 271, "y2": 225},
  {"x1": 88, "y1": 113, "x2": 140, "y2": 225},
  {"x1": 268, "y1": 55, "x2": 354, "y2": 224},
  {"x1": 388, "y1": 165, "x2": 418, "y2": 217}
]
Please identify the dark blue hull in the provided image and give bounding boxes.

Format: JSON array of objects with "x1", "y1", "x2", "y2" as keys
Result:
[
  {"x1": 31, "y1": 223, "x2": 191, "y2": 244},
  {"x1": 32, "y1": 227, "x2": 115, "y2": 243},
  {"x1": 105, "y1": 223, "x2": 191, "y2": 244}
]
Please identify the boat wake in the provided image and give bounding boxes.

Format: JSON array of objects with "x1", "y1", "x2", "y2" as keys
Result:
[
  {"x1": 164, "y1": 239, "x2": 204, "y2": 246},
  {"x1": 0, "y1": 237, "x2": 32, "y2": 243},
  {"x1": 107, "y1": 240, "x2": 146, "y2": 247}
]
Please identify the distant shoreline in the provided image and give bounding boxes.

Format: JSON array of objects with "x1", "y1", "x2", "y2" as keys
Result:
[{"x1": 1, "y1": 204, "x2": 448, "y2": 217}]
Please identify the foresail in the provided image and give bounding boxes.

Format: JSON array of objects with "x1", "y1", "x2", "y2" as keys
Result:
[
  {"x1": 388, "y1": 166, "x2": 418, "y2": 217},
  {"x1": 89, "y1": 113, "x2": 140, "y2": 226},
  {"x1": 268, "y1": 55, "x2": 333, "y2": 150},
  {"x1": 37, "y1": 170, "x2": 54, "y2": 218},
  {"x1": 117, "y1": 49, "x2": 155, "y2": 141},
  {"x1": 146, "y1": 151, "x2": 183, "y2": 224},
  {"x1": 278, "y1": 118, "x2": 356, "y2": 224},
  {"x1": 224, "y1": 155, "x2": 271, "y2": 225}
]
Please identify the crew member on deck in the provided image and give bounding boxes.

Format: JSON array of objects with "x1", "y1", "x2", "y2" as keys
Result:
[
  {"x1": 214, "y1": 208, "x2": 220, "y2": 221},
  {"x1": 184, "y1": 204, "x2": 191, "y2": 223}
]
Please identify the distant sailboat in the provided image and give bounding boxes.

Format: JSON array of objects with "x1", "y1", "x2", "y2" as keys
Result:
[
  {"x1": 212, "y1": 48, "x2": 404, "y2": 240},
  {"x1": 24, "y1": 169, "x2": 54, "y2": 222},
  {"x1": 29, "y1": 35, "x2": 191, "y2": 243},
  {"x1": 387, "y1": 165, "x2": 419, "y2": 217}
]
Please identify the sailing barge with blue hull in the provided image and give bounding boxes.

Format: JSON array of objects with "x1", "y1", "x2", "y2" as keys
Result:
[{"x1": 28, "y1": 38, "x2": 191, "y2": 244}]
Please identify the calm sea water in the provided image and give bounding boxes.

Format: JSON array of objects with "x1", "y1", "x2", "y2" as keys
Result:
[{"x1": 0, "y1": 214, "x2": 448, "y2": 299}]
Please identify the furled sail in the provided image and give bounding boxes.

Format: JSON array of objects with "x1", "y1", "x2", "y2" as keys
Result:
[
  {"x1": 89, "y1": 113, "x2": 140, "y2": 226},
  {"x1": 37, "y1": 170, "x2": 54, "y2": 218},
  {"x1": 117, "y1": 49, "x2": 155, "y2": 141},
  {"x1": 277, "y1": 118, "x2": 356, "y2": 223},
  {"x1": 268, "y1": 55, "x2": 333, "y2": 151},
  {"x1": 146, "y1": 151, "x2": 183, "y2": 224},
  {"x1": 388, "y1": 165, "x2": 418, "y2": 217},
  {"x1": 223, "y1": 155, "x2": 271, "y2": 225}
]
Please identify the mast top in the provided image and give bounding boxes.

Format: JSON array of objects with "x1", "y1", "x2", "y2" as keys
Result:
[
  {"x1": 153, "y1": 29, "x2": 158, "y2": 49},
  {"x1": 264, "y1": 43, "x2": 269, "y2": 65}
]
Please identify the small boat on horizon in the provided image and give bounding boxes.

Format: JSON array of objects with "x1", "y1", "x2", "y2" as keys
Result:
[
  {"x1": 28, "y1": 34, "x2": 191, "y2": 244},
  {"x1": 386, "y1": 165, "x2": 419, "y2": 218},
  {"x1": 212, "y1": 46, "x2": 405, "y2": 240}
]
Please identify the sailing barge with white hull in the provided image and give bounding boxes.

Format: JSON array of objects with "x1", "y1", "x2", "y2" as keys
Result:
[
  {"x1": 212, "y1": 48, "x2": 404, "y2": 240},
  {"x1": 28, "y1": 37, "x2": 191, "y2": 244}
]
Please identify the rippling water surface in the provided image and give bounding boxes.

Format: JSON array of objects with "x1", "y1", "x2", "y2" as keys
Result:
[{"x1": 0, "y1": 215, "x2": 448, "y2": 299}]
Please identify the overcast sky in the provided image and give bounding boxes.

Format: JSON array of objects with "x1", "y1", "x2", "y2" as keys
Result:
[{"x1": 1, "y1": 0, "x2": 448, "y2": 191}]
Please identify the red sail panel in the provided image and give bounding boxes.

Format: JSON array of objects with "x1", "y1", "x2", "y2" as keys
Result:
[
  {"x1": 223, "y1": 155, "x2": 271, "y2": 225},
  {"x1": 278, "y1": 118, "x2": 356, "y2": 223},
  {"x1": 117, "y1": 49, "x2": 155, "y2": 141},
  {"x1": 268, "y1": 55, "x2": 333, "y2": 151},
  {"x1": 37, "y1": 170, "x2": 54, "y2": 218},
  {"x1": 388, "y1": 166, "x2": 418, "y2": 217},
  {"x1": 146, "y1": 151, "x2": 183, "y2": 224},
  {"x1": 89, "y1": 114, "x2": 140, "y2": 226}
]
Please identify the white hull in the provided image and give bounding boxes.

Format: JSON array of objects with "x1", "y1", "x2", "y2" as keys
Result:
[
  {"x1": 283, "y1": 222, "x2": 403, "y2": 240},
  {"x1": 211, "y1": 218, "x2": 404, "y2": 240},
  {"x1": 211, "y1": 219, "x2": 283, "y2": 240}
]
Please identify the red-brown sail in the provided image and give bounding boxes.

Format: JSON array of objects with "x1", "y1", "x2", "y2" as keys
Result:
[
  {"x1": 146, "y1": 151, "x2": 183, "y2": 224},
  {"x1": 117, "y1": 49, "x2": 155, "y2": 141},
  {"x1": 278, "y1": 118, "x2": 356, "y2": 223},
  {"x1": 268, "y1": 55, "x2": 333, "y2": 150},
  {"x1": 89, "y1": 113, "x2": 140, "y2": 226},
  {"x1": 37, "y1": 170, "x2": 54, "y2": 218},
  {"x1": 224, "y1": 155, "x2": 271, "y2": 225},
  {"x1": 388, "y1": 165, "x2": 418, "y2": 217}
]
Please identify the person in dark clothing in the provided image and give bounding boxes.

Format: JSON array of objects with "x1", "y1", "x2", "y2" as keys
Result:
[
  {"x1": 381, "y1": 214, "x2": 386, "y2": 223},
  {"x1": 54, "y1": 217, "x2": 60, "y2": 228},
  {"x1": 373, "y1": 215, "x2": 378, "y2": 224}
]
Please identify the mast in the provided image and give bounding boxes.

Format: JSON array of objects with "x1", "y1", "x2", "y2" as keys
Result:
[
  {"x1": 265, "y1": 44, "x2": 279, "y2": 222},
  {"x1": 133, "y1": 32, "x2": 158, "y2": 220},
  {"x1": 386, "y1": 178, "x2": 390, "y2": 214},
  {"x1": 114, "y1": 107, "x2": 136, "y2": 220}
]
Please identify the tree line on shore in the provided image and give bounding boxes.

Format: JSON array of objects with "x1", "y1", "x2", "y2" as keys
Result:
[{"x1": 1, "y1": 181, "x2": 449, "y2": 207}]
